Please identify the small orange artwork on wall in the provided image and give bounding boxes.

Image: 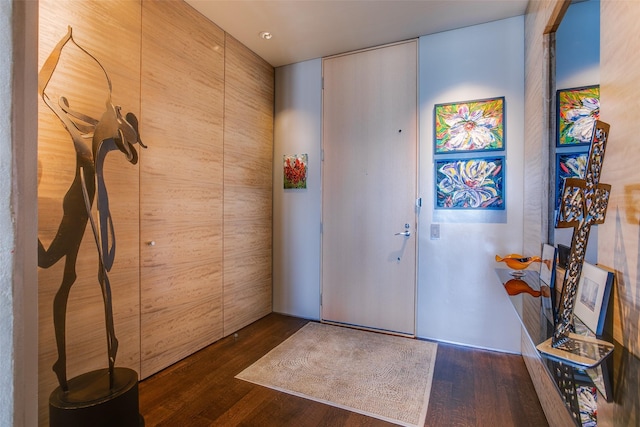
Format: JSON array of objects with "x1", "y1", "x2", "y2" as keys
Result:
[{"x1": 283, "y1": 154, "x2": 308, "y2": 189}]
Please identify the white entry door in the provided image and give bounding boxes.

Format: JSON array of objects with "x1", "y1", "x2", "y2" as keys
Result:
[{"x1": 321, "y1": 40, "x2": 418, "y2": 335}]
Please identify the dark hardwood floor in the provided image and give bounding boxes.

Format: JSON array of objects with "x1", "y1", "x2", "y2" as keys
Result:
[{"x1": 139, "y1": 313, "x2": 548, "y2": 426}]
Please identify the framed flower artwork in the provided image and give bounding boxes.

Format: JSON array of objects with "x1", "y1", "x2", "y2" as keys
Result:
[
  {"x1": 557, "y1": 85, "x2": 600, "y2": 147},
  {"x1": 435, "y1": 156, "x2": 505, "y2": 209},
  {"x1": 434, "y1": 96, "x2": 505, "y2": 153},
  {"x1": 283, "y1": 154, "x2": 308, "y2": 189},
  {"x1": 555, "y1": 151, "x2": 588, "y2": 209}
]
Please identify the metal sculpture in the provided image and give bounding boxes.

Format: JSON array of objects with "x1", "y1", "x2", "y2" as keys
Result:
[
  {"x1": 38, "y1": 26, "x2": 146, "y2": 393},
  {"x1": 537, "y1": 120, "x2": 614, "y2": 368},
  {"x1": 553, "y1": 120, "x2": 610, "y2": 345}
]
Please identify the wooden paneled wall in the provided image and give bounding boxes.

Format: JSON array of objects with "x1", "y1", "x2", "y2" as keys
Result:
[
  {"x1": 520, "y1": 331, "x2": 576, "y2": 426},
  {"x1": 523, "y1": 0, "x2": 559, "y2": 258},
  {"x1": 598, "y1": 0, "x2": 640, "y2": 364},
  {"x1": 521, "y1": 3, "x2": 570, "y2": 425},
  {"x1": 38, "y1": 0, "x2": 273, "y2": 424},
  {"x1": 223, "y1": 35, "x2": 275, "y2": 335},
  {"x1": 523, "y1": 0, "x2": 640, "y2": 425},
  {"x1": 139, "y1": 0, "x2": 226, "y2": 379},
  {"x1": 597, "y1": 1, "x2": 640, "y2": 425}
]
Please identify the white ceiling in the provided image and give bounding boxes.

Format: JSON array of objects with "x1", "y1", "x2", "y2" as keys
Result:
[{"x1": 185, "y1": 0, "x2": 530, "y2": 68}]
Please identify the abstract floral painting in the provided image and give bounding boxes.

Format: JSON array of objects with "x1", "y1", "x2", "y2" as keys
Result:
[
  {"x1": 435, "y1": 156, "x2": 504, "y2": 209},
  {"x1": 556, "y1": 151, "x2": 588, "y2": 209},
  {"x1": 557, "y1": 85, "x2": 600, "y2": 146},
  {"x1": 434, "y1": 96, "x2": 505, "y2": 153},
  {"x1": 577, "y1": 385, "x2": 597, "y2": 427},
  {"x1": 283, "y1": 154, "x2": 308, "y2": 189}
]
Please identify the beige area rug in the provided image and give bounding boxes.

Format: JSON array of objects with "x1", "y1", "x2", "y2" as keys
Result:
[{"x1": 236, "y1": 322, "x2": 438, "y2": 427}]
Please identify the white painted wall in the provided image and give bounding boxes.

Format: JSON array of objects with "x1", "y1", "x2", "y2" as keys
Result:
[
  {"x1": 273, "y1": 17, "x2": 525, "y2": 352},
  {"x1": 272, "y1": 59, "x2": 322, "y2": 320},
  {"x1": 1, "y1": 2, "x2": 15, "y2": 425},
  {"x1": 417, "y1": 16, "x2": 524, "y2": 352}
]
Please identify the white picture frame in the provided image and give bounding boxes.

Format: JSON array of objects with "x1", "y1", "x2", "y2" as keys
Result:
[
  {"x1": 573, "y1": 263, "x2": 614, "y2": 336},
  {"x1": 539, "y1": 244, "x2": 557, "y2": 287}
]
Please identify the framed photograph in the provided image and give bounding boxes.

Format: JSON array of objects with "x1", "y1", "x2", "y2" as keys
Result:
[
  {"x1": 557, "y1": 85, "x2": 600, "y2": 147},
  {"x1": 283, "y1": 154, "x2": 308, "y2": 189},
  {"x1": 434, "y1": 96, "x2": 505, "y2": 153},
  {"x1": 555, "y1": 151, "x2": 588, "y2": 209},
  {"x1": 574, "y1": 263, "x2": 614, "y2": 336},
  {"x1": 539, "y1": 244, "x2": 557, "y2": 320},
  {"x1": 539, "y1": 244, "x2": 557, "y2": 287},
  {"x1": 435, "y1": 156, "x2": 504, "y2": 210}
]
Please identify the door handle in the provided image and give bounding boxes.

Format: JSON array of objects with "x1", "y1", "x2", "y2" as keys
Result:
[{"x1": 394, "y1": 231, "x2": 411, "y2": 237}]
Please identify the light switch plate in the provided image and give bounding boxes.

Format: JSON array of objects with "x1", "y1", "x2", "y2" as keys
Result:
[{"x1": 430, "y1": 224, "x2": 440, "y2": 240}]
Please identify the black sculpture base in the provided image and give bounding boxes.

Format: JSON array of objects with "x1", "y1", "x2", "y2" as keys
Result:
[{"x1": 49, "y1": 367, "x2": 143, "y2": 427}]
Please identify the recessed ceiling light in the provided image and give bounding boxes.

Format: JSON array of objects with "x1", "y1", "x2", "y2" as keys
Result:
[{"x1": 259, "y1": 31, "x2": 273, "y2": 40}]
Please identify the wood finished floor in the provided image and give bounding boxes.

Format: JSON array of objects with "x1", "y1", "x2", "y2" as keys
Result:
[{"x1": 139, "y1": 313, "x2": 548, "y2": 426}]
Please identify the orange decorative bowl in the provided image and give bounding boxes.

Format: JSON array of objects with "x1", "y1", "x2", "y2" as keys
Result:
[
  {"x1": 495, "y1": 254, "x2": 542, "y2": 270},
  {"x1": 504, "y1": 279, "x2": 541, "y2": 297}
]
